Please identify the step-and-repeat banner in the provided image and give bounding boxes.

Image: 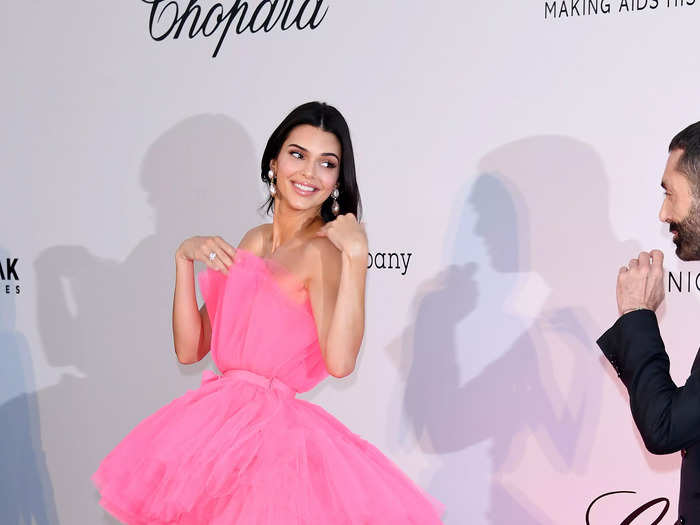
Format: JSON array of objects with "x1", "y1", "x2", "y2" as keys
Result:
[{"x1": 3, "y1": 1, "x2": 700, "y2": 523}]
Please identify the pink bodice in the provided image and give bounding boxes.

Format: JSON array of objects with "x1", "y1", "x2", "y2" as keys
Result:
[{"x1": 197, "y1": 249, "x2": 328, "y2": 393}]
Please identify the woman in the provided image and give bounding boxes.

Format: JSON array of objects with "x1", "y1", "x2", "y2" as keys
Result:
[{"x1": 93, "y1": 102, "x2": 443, "y2": 524}]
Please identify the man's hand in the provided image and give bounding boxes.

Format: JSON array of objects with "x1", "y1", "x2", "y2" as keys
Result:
[{"x1": 616, "y1": 250, "x2": 665, "y2": 316}]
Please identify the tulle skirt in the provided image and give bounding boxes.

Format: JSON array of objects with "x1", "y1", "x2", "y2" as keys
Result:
[{"x1": 92, "y1": 370, "x2": 444, "y2": 524}]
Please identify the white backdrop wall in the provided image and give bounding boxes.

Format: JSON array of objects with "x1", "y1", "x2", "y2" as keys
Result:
[{"x1": 3, "y1": 1, "x2": 700, "y2": 523}]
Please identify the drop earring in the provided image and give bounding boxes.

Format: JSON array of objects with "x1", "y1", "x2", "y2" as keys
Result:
[
  {"x1": 331, "y1": 187, "x2": 340, "y2": 216},
  {"x1": 268, "y1": 169, "x2": 277, "y2": 197}
]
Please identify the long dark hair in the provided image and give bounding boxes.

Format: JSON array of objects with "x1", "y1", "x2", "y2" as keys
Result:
[{"x1": 261, "y1": 101, "x2": 362, "y2": 223}]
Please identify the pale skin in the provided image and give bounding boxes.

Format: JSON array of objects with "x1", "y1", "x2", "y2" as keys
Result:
[
  {"x1": 616, "y1": 149, "x2": 691, "y2": 317},
  {"x1": 172, "y1": 124, "x2": 368, "y2": 378}
]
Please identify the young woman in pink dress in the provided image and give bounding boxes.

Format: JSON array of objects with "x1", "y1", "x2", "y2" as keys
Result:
[{"x1": 92, "y1": 102, "x2": 444, "y2": 524}]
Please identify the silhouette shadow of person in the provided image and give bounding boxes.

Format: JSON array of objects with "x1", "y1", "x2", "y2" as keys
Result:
[
  {"x1": 0, "y1": 247, "x2": 60, "y2": 525},
  {"x1": 34, "y1": 115, "x2": 260, "y2": 524},
  {"x1": 401, "y1": 136, "x2": 645, "y2": 524}
]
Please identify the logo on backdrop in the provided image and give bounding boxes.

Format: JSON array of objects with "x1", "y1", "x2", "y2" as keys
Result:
[
  {"x1": 586, "y1": 490, "x2": 670, "y2": 524},
  {"x1": 368, "y1": 251, "x2": 413, "y2": 276},
  {"x1": 1, "y1": 258, "x2": 20, "y2": 295},
  {"x1": 668, "y1": 271, "x2": 700, "y2": 293},
  {"x1": 544, "y1": 0, "x2": 695, "y2": 19},
  {"x1": 142, "y1": 0, "x2": 330, "y2": 57}
]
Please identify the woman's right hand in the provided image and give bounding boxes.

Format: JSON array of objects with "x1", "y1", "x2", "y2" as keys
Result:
[{"x1": 176, "y1": 236, "x2": 237, "y2": 274}]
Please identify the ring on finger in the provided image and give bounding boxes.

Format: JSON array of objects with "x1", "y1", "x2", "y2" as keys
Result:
[{"x1": 208, "y1": 251, "x2": 217, "y2": 261}]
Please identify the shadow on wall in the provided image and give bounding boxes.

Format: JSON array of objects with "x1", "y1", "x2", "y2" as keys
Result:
[
  {"x1": 33, "y1": 115, "x2": 260, "y2": 524},
  {"x1": 0, "y1": 247, "x2": 60, "y2": 525},
  {"x1": 396, "y1": 136, "x2": 659, "y2": 524}
]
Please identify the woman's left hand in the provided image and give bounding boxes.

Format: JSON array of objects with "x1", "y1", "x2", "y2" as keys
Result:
[{"x1": 316, "y1": 213, "x2": 368, "y2": 259}]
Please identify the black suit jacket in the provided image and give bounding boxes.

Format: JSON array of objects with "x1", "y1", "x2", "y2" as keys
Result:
[{"x1": 598, "y1": 309, "x2": 700, "y2": 524}]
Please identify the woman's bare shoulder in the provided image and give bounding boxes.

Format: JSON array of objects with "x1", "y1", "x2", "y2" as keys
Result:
[
  {"x1": 303, "y1": 236, "x2": 342, "y2": 280},
  {"x1": 237, "y1": 224, "x2": 270, "y2": 253}
]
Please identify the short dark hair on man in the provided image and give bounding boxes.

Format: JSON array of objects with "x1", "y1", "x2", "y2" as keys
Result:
[{"x1": 669, "y1": 121, "x2": 700, "y2": 192}]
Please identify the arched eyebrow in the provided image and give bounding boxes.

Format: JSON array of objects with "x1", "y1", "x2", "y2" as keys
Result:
[{"x1": 288, "y1": 143, "x2": 339, "y2": 161}]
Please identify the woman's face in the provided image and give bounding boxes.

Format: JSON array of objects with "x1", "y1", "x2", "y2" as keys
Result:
[{"x1": 270, "y1": 124, "x2": 341, "y2": 214}]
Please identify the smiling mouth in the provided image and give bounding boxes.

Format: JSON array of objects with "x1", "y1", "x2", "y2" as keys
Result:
[{"x1": 292, "y1": 181, "x2": 319, "y2": 195}]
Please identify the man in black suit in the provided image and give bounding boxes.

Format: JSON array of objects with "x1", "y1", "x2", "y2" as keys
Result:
[{"x1": 598, "y1": 121, "x2": 700, "y2": 525}]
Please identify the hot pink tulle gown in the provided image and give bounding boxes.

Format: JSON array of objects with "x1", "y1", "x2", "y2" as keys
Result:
[{"x1": 92, "y1": 248, "x2": 443, "y2": 524}]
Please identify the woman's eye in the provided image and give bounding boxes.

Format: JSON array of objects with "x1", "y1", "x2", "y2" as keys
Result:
[
  {"x1": 291, "y1": 151, "x2": 303, "y2": 159},
  {"x1": 321, "y1": 161, "x2": 337, "y2": 169}
]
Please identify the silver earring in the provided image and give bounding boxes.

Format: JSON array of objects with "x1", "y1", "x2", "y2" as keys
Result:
[
  {"x1": 268, "y1": 169, "x2": 277, "y2": 197},
  {"x1": 331, "y1": 187, "x2": 340, "y2": 216}
]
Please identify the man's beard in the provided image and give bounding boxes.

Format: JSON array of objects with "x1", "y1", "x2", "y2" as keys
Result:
[{"x1": 671, "y1": 200, "x2": 700, "y2": 261}]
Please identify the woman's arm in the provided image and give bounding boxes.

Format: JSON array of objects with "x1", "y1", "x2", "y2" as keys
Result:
[
  {"x1": 172, "y1": 236, "x2": 236, "y2": 364},
  {"x1": 308, "y1": 214, "x2": 368, "y2": 377}
]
